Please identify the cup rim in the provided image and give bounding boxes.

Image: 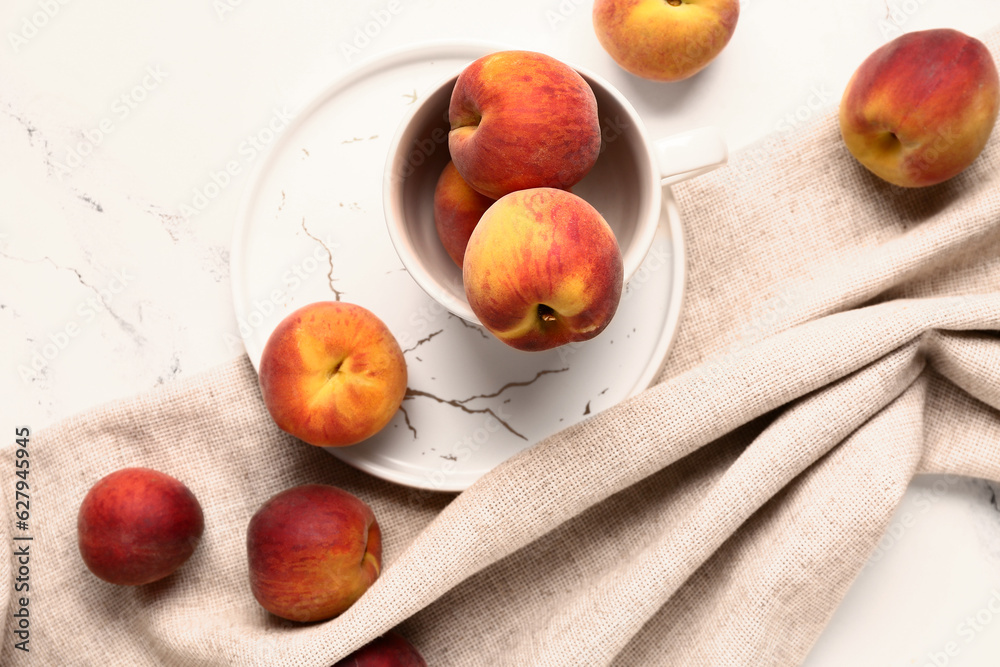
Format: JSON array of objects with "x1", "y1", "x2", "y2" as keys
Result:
[
  {"x1": 383, "y1": 47, "x2": 662, "y2": 325},
  {"x1": 574, "y1": 62, "x2": 662, "y2": 289},
  {"x1": 383, "y1": 71, "x2": 474, "y2": 322}
]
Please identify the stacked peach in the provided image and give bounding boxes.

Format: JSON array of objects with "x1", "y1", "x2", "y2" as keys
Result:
[{"x1": 435, "y1": 50, "x2": 624, "y2": 352}]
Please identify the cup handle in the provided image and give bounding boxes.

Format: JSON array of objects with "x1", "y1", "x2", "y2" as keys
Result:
[{"x1": 654, "y1": 126, "x2": 728, "y2": 186}]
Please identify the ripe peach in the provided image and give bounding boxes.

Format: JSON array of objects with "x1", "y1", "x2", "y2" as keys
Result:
[
  {"x1": 433, "y1": 161, "x2": 494, "y2": 268},
  {"x1": 333, "y1": 631, "x2": 427, "y2": 666},
  {"x1": 839, "y1": 28, "x2": 1000, "y2": 187},
  {"x1": 247, "y1": 484, "x2": 381, "y2": 623},
  {"x1": 258, "y1": 302, "x2": 407, "y2": 447},
  {"x1": 449, "y1": 50, "x2": 601, "y2": 199},
  {"x1": 463, "y1": 188, "x2": 623, "y2": 351},
  {"x1": 77, "y1": 467, "x2": 204, "y2": 586},
  {"x1": 593, "y1": 0, "x2": 740, "y2": 82}
]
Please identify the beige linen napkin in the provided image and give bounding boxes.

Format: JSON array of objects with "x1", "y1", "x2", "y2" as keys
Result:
[{"x1": 5, "y1": 29, "x2": 1000, "y2": 667}]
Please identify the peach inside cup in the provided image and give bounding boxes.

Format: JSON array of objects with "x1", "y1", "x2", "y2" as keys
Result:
[{"x1": 384, "y1": 67, "x2": 660, "y2": 325}]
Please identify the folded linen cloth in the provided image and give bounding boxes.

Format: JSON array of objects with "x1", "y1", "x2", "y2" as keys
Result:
[{"x1": 4, "y1": 29, "x2": 1000, "y2": 667}]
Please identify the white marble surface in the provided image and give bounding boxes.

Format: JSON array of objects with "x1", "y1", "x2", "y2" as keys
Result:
[{"x1": 3, "y1": 0, "x2": 1000, "y2": 663}]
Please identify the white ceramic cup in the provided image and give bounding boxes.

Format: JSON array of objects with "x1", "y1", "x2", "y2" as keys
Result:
[{"x1": 384, "y1": 59, "x2": 727, "y2": 324}]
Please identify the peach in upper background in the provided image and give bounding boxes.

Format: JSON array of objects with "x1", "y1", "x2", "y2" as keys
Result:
[{"x1": 593, "y1": 0, "x2": 740, "y2": 82}]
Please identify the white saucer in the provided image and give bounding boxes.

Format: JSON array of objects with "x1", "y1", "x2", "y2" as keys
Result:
[{"x1": 231, "y1": 41, "x2": 686, "y2": 492}]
